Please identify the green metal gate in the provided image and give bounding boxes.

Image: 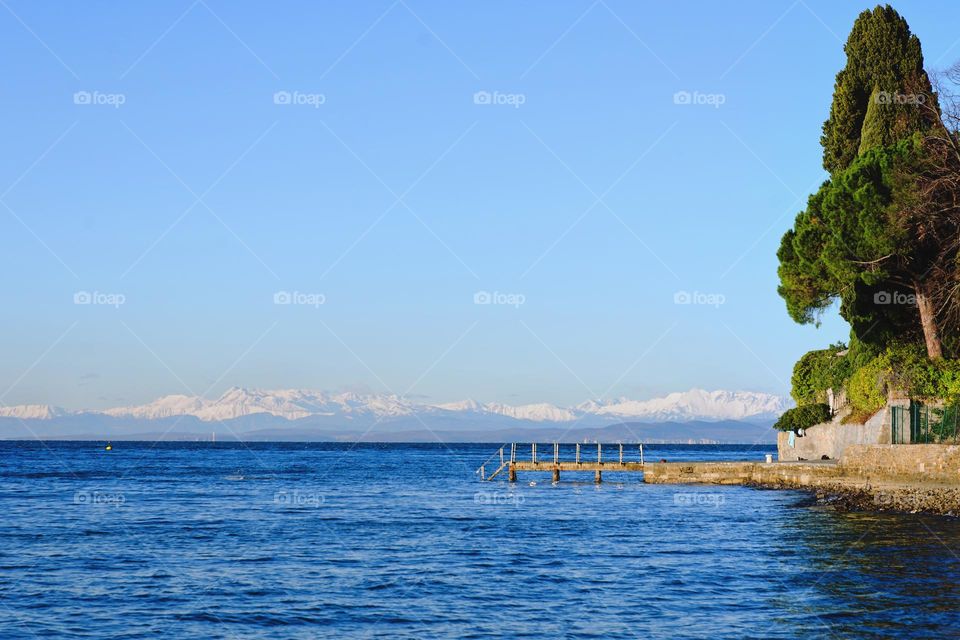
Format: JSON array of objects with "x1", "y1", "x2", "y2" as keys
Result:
[
  {"x1": 891, "y1": 405, "x2": 909, "y2": 444},
  {"x1": 892, "y1": 402, "x2": 960, "y2": 444}
]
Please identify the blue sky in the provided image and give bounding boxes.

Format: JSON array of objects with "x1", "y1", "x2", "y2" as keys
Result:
[{"x1": 2, "y1": 0, "x2": 959, "y2": 409}]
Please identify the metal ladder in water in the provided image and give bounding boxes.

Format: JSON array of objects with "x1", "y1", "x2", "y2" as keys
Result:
[{"x1": 475, "y1": 443, "x2": 514, "y2": 481}]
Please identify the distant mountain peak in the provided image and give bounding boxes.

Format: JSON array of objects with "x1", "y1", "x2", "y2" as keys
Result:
[
  {"x1": 3, "y1": 387, "x2": 789, "y2": 424},
  {"x1": 0, "y1": 404, "x2": 69, "y2": 420},
  {"x1": 594, "y1": 388, "x2": 788, "y2": 422}
]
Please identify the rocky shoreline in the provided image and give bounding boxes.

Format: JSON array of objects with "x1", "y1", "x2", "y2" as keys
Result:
[
  {"x1": 808, "y1": 484, "x2": 960, "y2": 516},
  {"x1": 644, "y1": 448, "x2": 960, "y2": 516},
  {"x1": 743, "y1": 479, "x2": 960, "y2": 515}
]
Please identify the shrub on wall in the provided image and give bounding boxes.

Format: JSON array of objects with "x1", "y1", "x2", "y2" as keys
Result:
[
  {"x1": 791, "y1": 340, "x2": 960, "y2": 418},
  {"x1": 847, "y1": 352, "x2": 891, "y2": 414},
  {"x1": 774, "y1": 403, "x2": 832, "y2": 432},
  {"x1": 871, "y1": 343, "x2": 960, "y2": 402},
  {"x1": 791, "y1": 343, "x2": 851, "y2": 405}
]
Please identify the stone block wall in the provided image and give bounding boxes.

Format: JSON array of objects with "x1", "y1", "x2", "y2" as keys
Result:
[
  {"x1": 777, "y1": 407, "x2": 888, "y2": 461},
  {"x1": 839, "y1": 444, "x2": 960, "y2": 483}
]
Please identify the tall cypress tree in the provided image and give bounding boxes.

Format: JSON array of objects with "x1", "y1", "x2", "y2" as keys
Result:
[
  {"x1": 779, "y1": 6, "x2": 954, "y2": 360},
  {"x1": 820, "y1": 5, "x2": 935, "y2": 174}
]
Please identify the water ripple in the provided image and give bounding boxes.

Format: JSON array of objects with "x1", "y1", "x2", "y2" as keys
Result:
[{"x1": 1, "y1": 442, "x2": 959, "y2": 638}]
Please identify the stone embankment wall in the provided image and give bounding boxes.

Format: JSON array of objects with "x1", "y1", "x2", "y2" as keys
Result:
[
  {"x1": 644, "y1": 444, "x2": 960, "y2": 515},
  {"x1": 841, "y1": 444, "x2": 960, "y2": 483},
  {"x1": 776, "y1": 400, "x2": 909, "y2": 461}
]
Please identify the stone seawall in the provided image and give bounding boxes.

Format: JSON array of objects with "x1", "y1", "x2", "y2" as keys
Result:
[
  {"x1": 644, "y1": 444, "x2": 960, "y2": 515},
  {"x1": 643, "y1": 460, "x2": 842, "y2": 487},
  {"x1": 841, "y1": 444, "x2": 960, "y2": 483},
  {"x1": 776, "y1": 408, "x2": 890, "y2": 461}
]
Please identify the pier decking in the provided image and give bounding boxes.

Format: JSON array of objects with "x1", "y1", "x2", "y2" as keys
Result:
[{"x1": 477, "y1": 443, "x2": 645, "y2": 483}]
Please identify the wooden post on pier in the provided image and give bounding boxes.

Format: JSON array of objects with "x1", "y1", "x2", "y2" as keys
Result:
[
  {"x1": 596, "y1": 443, "x2": 602, "y2": 483},
  {"x1": 552, "y1": 443, "x2": 560, "y2": 483},
  {"x1": 483, "y1": 441, "x2": 644, "y2": 483}
]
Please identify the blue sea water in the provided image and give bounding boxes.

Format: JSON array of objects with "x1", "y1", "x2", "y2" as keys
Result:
[{"x1": 1, "y1": 441, "x2": 959, "y2": 639}]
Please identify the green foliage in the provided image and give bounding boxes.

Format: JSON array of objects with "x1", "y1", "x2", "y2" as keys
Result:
[
  {"x1": 847, "y1": 352, "x2": 891, "y2": 414},
  {"x1": 937, "y1": 365, "x2": 960, "y2": 402},
  {"x1": 821, "y1": 5, "x2": 935, "y2": 174},
  {"x1": 844, "y1": 343, "x2": 960, "y2": 413},
  {"x1": 776, "y1": 188, "x2": 836, "y2": 326},
  {"x1": 778, "y1": 5, "x2": 960, "y2": 411},
  {"x1": 858, "y1": 87, "x2": 905, "y2": 155},
  {"x1": 778, "y1": 139, "x2": 921, "y2": 347},
  {"x1": 774, "y1": 404, "x2": 832, "y2": 432},
  {"x1": 791, "y1": 343, "x2": 852, "y2": 405},
  {"x1": 882, "y1": 343, "x2": 960, "y2": 402}
]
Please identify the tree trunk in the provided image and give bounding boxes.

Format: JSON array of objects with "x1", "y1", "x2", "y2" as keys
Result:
[{"x1": 915, "y1": 281, "x2": 944, "y2": 360}]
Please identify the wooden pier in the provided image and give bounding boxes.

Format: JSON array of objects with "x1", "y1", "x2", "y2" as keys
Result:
[{"x1": 477, "y1": 443, "x2": 644, "y2": 483}]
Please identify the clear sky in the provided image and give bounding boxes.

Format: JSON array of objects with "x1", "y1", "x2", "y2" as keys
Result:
[{"x1": 3, "y1": 0, "x2": 960, "y2": 410}]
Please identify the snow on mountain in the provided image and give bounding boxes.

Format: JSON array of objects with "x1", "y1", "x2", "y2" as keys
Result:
[
  {"x1": 483, "y1": 402, "x2": 578, "y2": 422},
  {"x1": 594, "y1": 389, "x2": 790, "y2": 422},
  {"x1": 104, "y1": 387, "x2": 419, "y2": 422},
  {"x1": 1, "y1": 388, "x2": 790, "y2": 423},
  {"x1": 0, "y1": 404, "x2": 69, "y2": 420},
  {"x1": 432, "y1": 399, "x2": 575, "y2": 422},
  {"x1": 433, "y1": 399, "x2": 482, "y2": 412},
  {"x1": 194, "y1": 388, "x2": 314, "y2": 421},
  {"x1": 103, "y1": 394, "x2": 209, "y2": 420}
]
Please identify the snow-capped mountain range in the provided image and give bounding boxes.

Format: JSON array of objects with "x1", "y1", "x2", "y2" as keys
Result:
[{"x1": 0, "y1": 388, "x2": 789, "y2": 424}]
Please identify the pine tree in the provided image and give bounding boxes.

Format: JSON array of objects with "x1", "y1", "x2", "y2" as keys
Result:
[
  {"x1": 779, "y1": 6, "x2": 955, "y2": 360},
  {"x1": 820, "y1": 5, "x2": 935, "y2": 174}
]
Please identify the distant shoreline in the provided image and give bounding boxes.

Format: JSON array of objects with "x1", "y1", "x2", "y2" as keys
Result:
[{"x1": 0, "y1": 439, "x2": 776, "y2": 446}]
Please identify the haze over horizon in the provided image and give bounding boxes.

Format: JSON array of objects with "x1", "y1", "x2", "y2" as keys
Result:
[
  {"x1": 5, "y1": 1, "x2": 960, "y2": 410},
  {"x1": 0, "y1": 385, "x2": 790, "y2": 420}
]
